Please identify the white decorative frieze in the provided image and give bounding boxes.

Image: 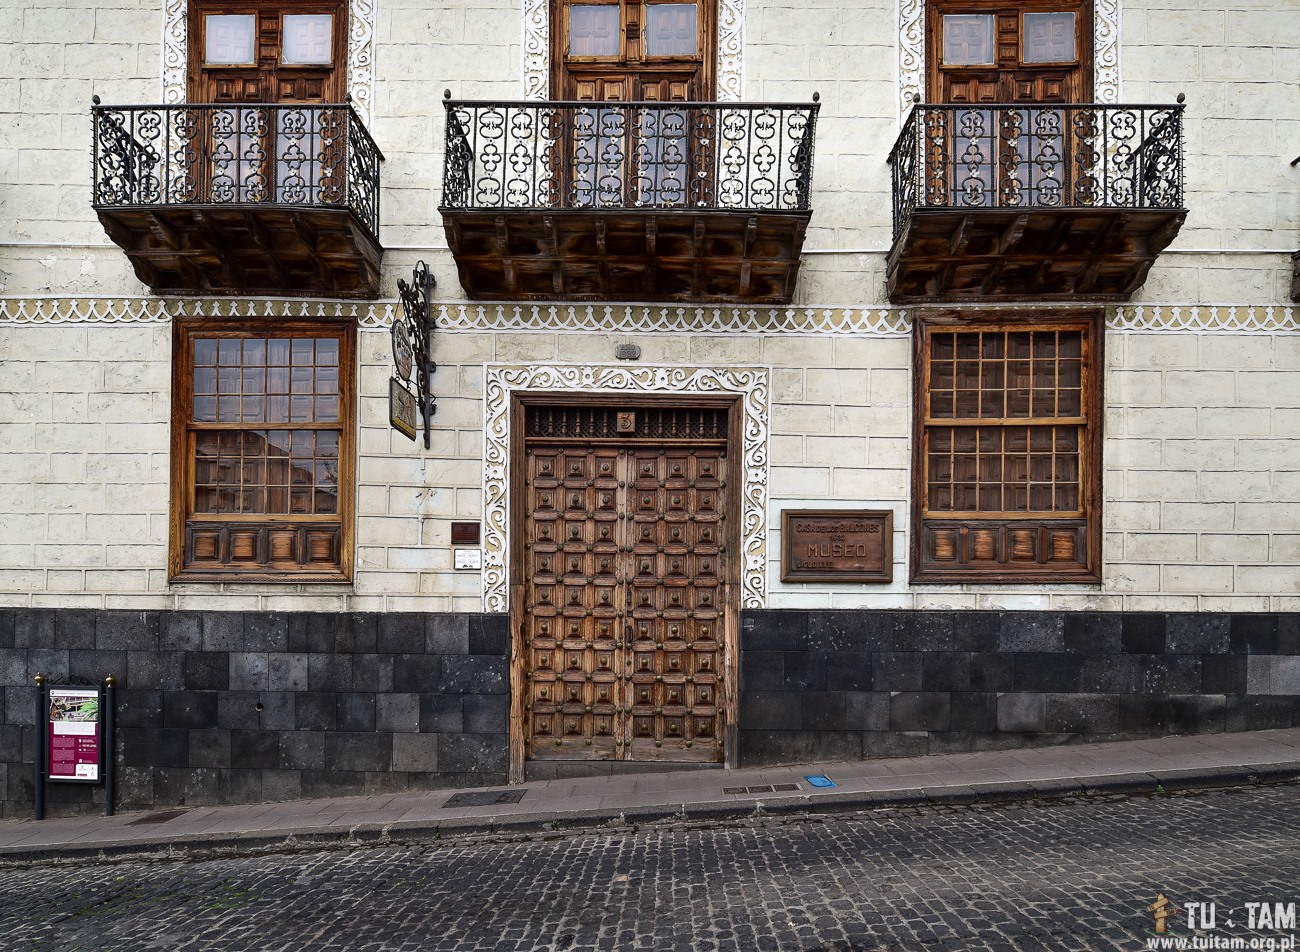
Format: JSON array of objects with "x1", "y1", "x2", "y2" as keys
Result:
[
  {"x1": 1110, "y1": 305, "x2": 1300, "y2": 334},
  {"x1": 482, "y1": 364, "x2": 770, "y2": 613},
  {"x1": 897, "y1": 0, "x2": 1121, "y2": 116}
]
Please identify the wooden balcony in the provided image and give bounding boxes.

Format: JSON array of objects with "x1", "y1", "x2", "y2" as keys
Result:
[
  {"x1": 439, "y1": 97, "x2": 819, "y2": 304},
  {"x1": 887, "y1": 102, "x2": 1187, "y2": 303},
  {"x1": 91, "y1": 100, "x2": 384, "y2": 298}
]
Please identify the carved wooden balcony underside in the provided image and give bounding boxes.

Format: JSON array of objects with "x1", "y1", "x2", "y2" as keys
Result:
[
  {"x1": 887, "y1": 206, "x2": 1186, "y2": 303},
  {"x1": 442, "y1": 209, "x2": 811, "y2": 304},
  {"x1": 97, "y1": 205, "x2": 383, "y2": 298},
  {"x1": 1291, "y1": 250, "x2": 1300, "y2": 303}
]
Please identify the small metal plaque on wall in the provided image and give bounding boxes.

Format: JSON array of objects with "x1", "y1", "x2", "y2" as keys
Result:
[
  {"x1": 781, "y1": 509, "x2": 893, "y2": 583},
  {"x1": 390, "y1": 378, "x2": 417, "y2": 441}
]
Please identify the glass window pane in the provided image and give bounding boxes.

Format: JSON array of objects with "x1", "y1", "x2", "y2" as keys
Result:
[
  {"x1": 570, "y1": 5, "x2": 620, "y2": 56},
  {"x1": 1022, "y1": 12, "x2": 1076, "y2": 64},
  {"x1": 194, "y1": 339, "x2": 218, "y2": 366},
  {"x1": 205, "y1": 15, "x2": 256, "y2": 66},
  {"x1": 646, "y1": 4, "x2": 698, "y2": 57},
  {"x1": 942, "y1": 14, "x2": 995, "y2": 66},
  {"x1": 282, "y1": 14, "x2": 334, "y2": 65}
]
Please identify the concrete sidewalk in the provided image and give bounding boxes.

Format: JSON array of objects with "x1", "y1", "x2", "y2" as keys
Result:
[{"x1": 3, "y1": 728, "x2": 1299, "y2": 865}]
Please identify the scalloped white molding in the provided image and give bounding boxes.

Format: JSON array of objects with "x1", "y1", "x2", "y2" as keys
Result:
[
  {"x1": 898, "y1": 0, "x2": 1121, "y2": 115},
  {"x1": 5, "y1": 299, "x2": 1298, "y2": 334},
  {"x1": 482, "y1": 364, "x2": 770, "y2": 613},
  {"x1": 523, "y1": 0, "x2": 745, "y2": 101},
  {"x1": 162, "y1": 0, "x2": 376, "y2": 122}
]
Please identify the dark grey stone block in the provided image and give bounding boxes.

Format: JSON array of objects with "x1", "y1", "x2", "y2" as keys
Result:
[
  {"x1": 308, "y1": 654, "x2": 353, "y2": 693},
  {"x1": 216, "y1": 691, "x2": 261, "y2": 730},
  {"x1": 261, "y1": 769, "x2": 302, "y2": 803},
  {"x1": 268, "y1": 653, "x2": 309, "y2": 692},
  {"x1": 242, "y1": 613, "x2": 287, "y2": 652},
  {"x1": 259, "y1": 692, "x2": 295, "y2": 730},
  {"x1": 162, "y1": 691, "x2": 218, "y2": 729},
  {"x1": 1141, "y1": 655, "x2": 1202, "y2": 694},
  {"x1": 1166, "y1": 614, "x2": 1230, "y2": 654},
  {"x1": 201, "y1": 613, "x2": 245, "y2": 652},
  {"x1": 1117, "y1": 695, "x2": 1172, "y2": 733},
  {"x1": 0, "y1": 724, "x2": 22, "y2": 762},
  {"x1": 392, "y1": 734, "x2": 439, "y2": 772},
  {"x1": 231, "y1": 730, "x2": 280, "y2": 769},
  {"x1": 229, "y1": 652, "x2": 270, "y2": 692},
  {"x1": 295, "y1": 693, "x2": 338, "y2": 731},
  {"x1": 1226, "y1": 695, "x2": 1292, "y2": 731},
  {"x1": 1012, "y1": 653, "x2": 1083, "y2": 693},
  {"x1": 326, "y1": 733, "x2": 392, "y2": 772},
  {"x1": 127, "y1": 651, "x2": 184, "y2": 690},
  {"x1": 0, "y1": 610, "x2": 14, "y2": 649},
  {"x1": 1045, "y1": 694, "x2": 1120, "y2": 733},
  {"x1": 288, "y1": 614, "x2": 334, "y2": 653},
  {"x1": 1121, "y1": 614, "x2": 1166, "y2": 654},
  {"x1": 951, "y1": 692, "x2": 998, "y2": 732},
  {"x1": 469, "y1": 615, "x2": 509, "y2": 656},
  {"x1": 1278, "y1": 615, "x2": 1300, "y2": 654},
  {"x1": 1166, "y1": 694, "x2": 1225, "y2": 734},
  {"x1": 890, "y1": 692, "x2": 951, "y2": 731},
  {"x1": 378, "y1": 614, "x2": 426, "y2": 654},
  {"x1": 824, "y1": 651, "x2": 871, "y2": 691},
  {"x1": 376, "y1": 693, "x2": 420, "y2": 733},
  {"x1": 335, "y1": 615, "x2": 378, "y2": 654},
  {"x1": 952, "y1": 613, "x2": 1001, "y2": 652},
  {"x1": 13, "y1": 611, "x2": 54, "y2": 649},
  {"x1": 738, "y1": 691, "x2": 800, "y2": 730},
  {"x1": 740, "y1": 729, "x2": 862, "y2": 764},
  {"x1": 439, "y1": 656, "x2": 505, "y2": 695},
  {"x1": 219, "y1": 769, "x2": 263, "y2": 805},
  {"x1": 870, "y1": 652, "x2": 923, "y2": 692},
  {"x1": 302, "y1": 769, "x2": 366, "y2": 798},
  {"x1": 903, "y1": 612, "x2": 955, "y2": 652},
  {"x1": 28, "y1": 648, "x2": 68, "y2": 680},
  {"x1": 280, "y1": 731, "x2": 325, "y2": 770},
  {"x1": 153, "y1": 767, "x2": 219, "y2": 807},
  {"x1": 188, "y1": 729, "x2": 231, "y2": 768},
  {"x1": 428, "y1": 614, "x2": 470, "y2": 654},
  {"x1": 54, "y1": 610, "x2": 97, "y2": 649},
  {"x1": 352, "y1": 653, "x2": 394, "y2": 692},
  {"x1": 1231, "y1": 615, "x2": 1280, "y2": 655},
  {"x1": 393, "y1": 654, "x2": 442, "y2": 693},
  {"x1": 420, "y1": 695, "x2": 463, "y2": 733},
  {"x1": 160, "y1": 613, "x2": 202, "y2": 651},
  {"x1": 1202, "y1": 655, "x2": 1247, "y2": 694},
  {"x1": 1063, "y1": 613, "x2": 1122, "y2": 654},
  {"x1": 116, "y1": 689, "x2": 163, "y2": 728},
  {"x1": 808, "y1": 611, "x2": 895, "y2": 652},
  {"x1": 998, "y1": 693, "x2": 1046, "y2": 732},
  {"x1": 999, "y1": 614, "x2": 1064, "y2": 653},
  {"x1": 928, "y1": 732, "x2": 977, "y2": 754},
  {"x1": 184, "y1": 652, "x2": 229, "y2": 691},
  {"x1": 742, "y1": 650, "x2": 785, "y2": 690},
  {"x1": 844, "y1": 692, "x2": 890, "y2": 730},
  {"x1": 922, "y1": 653, "x2": 970, "y2": 692},
  {"x1": 801, "y1": 691, "x2": 846, "y2": 730},
  {"x1": 741, "y1": 611, "x2": 810, "y2": 651},
  {"x1": 336, "y1": 693, "x2": 376, "y2": 731},
  {"x1": 782, "y1": 650, "x2": 826, "y2": 691},
  {"x1": 860, "y1": 731, "x2": 929, "y2": 759},
  {"x1": 97, "y1": 612, "x2": 159, "y2": 651},
  {"x1": 464, "y1": 695, "x2": 508, "y2": 734},
  {"x1": 1079, "y1": 655, "x2": 1141, "y2": 693},
  {"x1": 122, "y1": 728, "x2": 189, "y2": 768},
  {"x1": 1, "y1": 649, "x2": 28, "y2": 687}
]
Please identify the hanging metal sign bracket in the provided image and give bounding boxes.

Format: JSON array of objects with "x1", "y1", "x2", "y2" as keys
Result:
[{"x1": 394, "y1": 261, "x2": 437, "y2": 449}]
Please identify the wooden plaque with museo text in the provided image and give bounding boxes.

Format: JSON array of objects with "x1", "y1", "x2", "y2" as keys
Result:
[{"x1": 781, "y1": 509, "x2": 894, "y2": 583}]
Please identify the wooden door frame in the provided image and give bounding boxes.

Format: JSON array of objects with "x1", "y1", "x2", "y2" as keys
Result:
[{"x1": 506, "y1": 391, "x2": 743, "y2": 783}]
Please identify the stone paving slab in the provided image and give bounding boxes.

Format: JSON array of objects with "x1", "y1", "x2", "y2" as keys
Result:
[{"x1": 2, "y1": 728, "x2": 1299, "y2": 865}]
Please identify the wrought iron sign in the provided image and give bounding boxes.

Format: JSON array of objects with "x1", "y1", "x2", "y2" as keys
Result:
[{"x1": 394, "y1": 261, "x2": 437, "y2": 448}]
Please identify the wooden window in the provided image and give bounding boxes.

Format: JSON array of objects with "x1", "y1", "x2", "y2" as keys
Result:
[
  {"x1": 171, "y1": 320, "x2": 354, "y2": 582},
  {"x1": 912, "y1": 311, "x2": 1101, "y2": 583}
]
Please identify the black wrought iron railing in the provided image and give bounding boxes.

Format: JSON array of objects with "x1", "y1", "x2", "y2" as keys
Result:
[
  {"x1": 441, "y1": 95, "x2": 820, "y2": 213},
  {"x1": 888, "y1": 101, "x2": 1185, "y2": 238},
  {"x1": 91, "y1": 99, "x2": 384, "y2": 238}
]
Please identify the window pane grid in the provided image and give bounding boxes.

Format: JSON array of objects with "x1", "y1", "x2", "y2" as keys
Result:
[
  {"x1": 191, "y1": 336, "x2": 340, "y2": 425},
  {"x1": 193, "y1": 428, "x2": 339, "y2": 516},
  {"x1": 925, "y1": 327, "x2": 1086, "y2": 517}
]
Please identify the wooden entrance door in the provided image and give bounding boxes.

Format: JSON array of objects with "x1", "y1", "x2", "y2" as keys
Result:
[{"x1": 518, "y1": 404, "x2": 730, "y2": 767}]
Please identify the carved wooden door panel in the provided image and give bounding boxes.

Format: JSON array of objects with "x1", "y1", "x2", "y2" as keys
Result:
[{"x1": 522, "y1": 411, "x2": 728, "y2": 764}]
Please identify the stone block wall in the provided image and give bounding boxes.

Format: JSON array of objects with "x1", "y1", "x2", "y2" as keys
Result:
[
  {"x1": 739, "y1": 610, "x2": 1300, "y2": 764},
  {"x1": 0, "y1": 609, "x2": 509, "y2": 818}
]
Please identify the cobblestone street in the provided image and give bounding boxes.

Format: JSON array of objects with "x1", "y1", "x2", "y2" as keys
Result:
[{"x1": 2, "y1": 784, "x2": 1298, "y2": 952}]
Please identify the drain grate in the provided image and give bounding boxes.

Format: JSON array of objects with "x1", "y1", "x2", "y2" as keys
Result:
[
  {"x1": 128, "y1": 809, "x2": 188, "y2": 825},
  {"x1": 723, "y1": 783, "x2": 801, "y2": 795},
  {"x1": 443, "y1": 789, "x2": 526, "y2": 808}
]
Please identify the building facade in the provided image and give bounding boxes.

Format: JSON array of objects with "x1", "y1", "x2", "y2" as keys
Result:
[{"x1": 1, "y1": 0, "x2": 1298, "y2": 816}]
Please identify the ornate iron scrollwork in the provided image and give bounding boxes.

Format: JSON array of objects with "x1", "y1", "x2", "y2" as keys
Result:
[{"x1": 395, "y1": 260, "x2": 437, "y2": 449}]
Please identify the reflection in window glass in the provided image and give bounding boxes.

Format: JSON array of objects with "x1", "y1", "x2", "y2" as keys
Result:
[
  {"x1": 941, "y1": 14, "x2": 995, "y2": 66},
  {"x1": 646, "y1": 4, "x2": 697, "y2": 57},
  {"x1": 282, "y1": 14, "x2": 334, "y2": 65},
  {"x1": 205, "y1": 15, "x2": 256, "y2": 65},
  {"x1": 1022, "y1": 12, "x2": 1076, "y2": 63},
  {"x1": 570, "y1": 5, "x2": 620, "y2": 56}
]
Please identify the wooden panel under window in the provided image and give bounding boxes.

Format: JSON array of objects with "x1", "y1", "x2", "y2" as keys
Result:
[
  {"x1": 911, "y1": 309, "x2": 1102, "y2": 583},
  {"x1": 170, "y1": 320, "x2": 354, "y2": 582}
]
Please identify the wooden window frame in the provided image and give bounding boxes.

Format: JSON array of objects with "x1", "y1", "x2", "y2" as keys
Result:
[
  {"x1": 170, "y1": 318, "x2": 356, "y2": 583},
  {"x1": 910, "y1": 309, "x2": 1103, "y2": 584}
]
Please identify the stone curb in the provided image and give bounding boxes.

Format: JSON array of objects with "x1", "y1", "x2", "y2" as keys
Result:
[{"x1": 3, "y1": 761, "x2": 1297, "y2": 867}]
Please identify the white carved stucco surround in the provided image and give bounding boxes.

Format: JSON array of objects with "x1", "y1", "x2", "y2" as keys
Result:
[
  {"x1": 481, "y1": 365, "x2": 770, "y2": 614},
  {"x1": 162, "y1": 0, "x2": 377, "y2": 123},
  {"x1": 897, "y1": 0, "x2": 1121, "y2": 115},
  {"x1": 523, "y1": 0, "x2": 746, "y2": 101}
]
